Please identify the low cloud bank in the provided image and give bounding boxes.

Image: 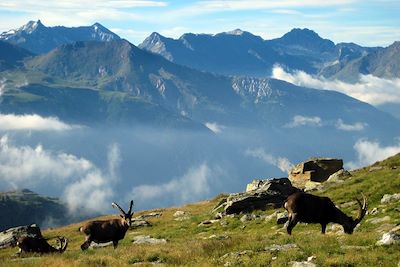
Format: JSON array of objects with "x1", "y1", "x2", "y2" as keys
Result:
[
  {"x1": 347, "y1": 139, "x2": 400, "y2": 169},
  {"x1": 130, "y1": 163, "x2": 216, "y2": 209},
  {"x1": 272, "y1": 65, "x2": 400, "y2": 106},
  {"x1": 0, "y1": 135, "x2": 119, "y2": 214},
  {"x1": 336, "y1": 119, "x2": 367, "y2": 131},
  {"x1": 0, "y1": 114, "x2": 77, "y2": 131},
  {"x1": 245, "y1": 148, "x2": 293, "y2": 173}
]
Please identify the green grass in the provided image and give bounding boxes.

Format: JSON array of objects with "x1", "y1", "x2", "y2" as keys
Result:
[{"x1": 1, "y1": 154, "x2": 400, "y2": 266}]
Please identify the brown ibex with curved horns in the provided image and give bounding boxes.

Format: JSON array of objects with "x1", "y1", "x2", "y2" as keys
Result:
[
  {"x1": 80, "y1": 200, "x2": 134, "y2": 250},
  {"x1": 284, "y1": 192, "x2": 367, "y2": 234},
  {"x1": 17, "y1": 236, "x2": 68, "y2": 254}
]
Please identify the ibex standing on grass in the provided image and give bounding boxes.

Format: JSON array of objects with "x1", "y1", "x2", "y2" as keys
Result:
[
  {"x1": 284, "y1": 192, "x2": 367, "y2": 234},
  {"x1": 80, "y1": 200, "x2": 134, "y2": 250}
]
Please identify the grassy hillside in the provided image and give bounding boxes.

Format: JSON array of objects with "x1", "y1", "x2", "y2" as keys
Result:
[{"x1": 1, "y1": 154, "x2": 399, "y2": 266}]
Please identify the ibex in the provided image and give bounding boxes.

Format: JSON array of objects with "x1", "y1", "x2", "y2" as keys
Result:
[
  {"x1": 17, "y1": 236, "x2": 68, "y2": 254},
  {"x1": 80, "y1": 200, "x2": 134, "y2": 250},
  {"x1": 284, "y1": 192, "x2": 367, "y2": 234}
]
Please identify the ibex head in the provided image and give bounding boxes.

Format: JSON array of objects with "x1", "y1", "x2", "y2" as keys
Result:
[
  {"x1": 112, "y1": 200, "x2": 134, "y2": 226},
  {"x1": 342, "y1": 194, "x2": 368, "y2": 234}
]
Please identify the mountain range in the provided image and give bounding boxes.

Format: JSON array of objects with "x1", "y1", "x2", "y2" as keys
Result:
[{"x1": 0, "y1": 20, "x2": 119, "y2": 54}]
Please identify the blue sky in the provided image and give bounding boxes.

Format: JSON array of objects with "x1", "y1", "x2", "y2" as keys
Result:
[{"x1": 0, "y1": 0, "x2": 399, "y2": 46}]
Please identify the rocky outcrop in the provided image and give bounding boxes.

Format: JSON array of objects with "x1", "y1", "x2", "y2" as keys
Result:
[
  {"x1": 289, "y1": 158, "x2": 343, "y2": 188},
  {"x1": 381, "y1": 193, "x2": 400, "y2": 204},
  {"x1": 132, "y1": 235, "x2": 167, "y2": 245},
  {"x1": 0, "y1": 224, "x2": 42, "y2": 248},
  {"x1": 215, "y1": 178, "x2": 300, "y2": 215}
]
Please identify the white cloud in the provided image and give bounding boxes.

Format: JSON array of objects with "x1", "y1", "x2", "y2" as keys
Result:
[
  {"x1": 0, "y1": 78, "x2": 6, "y2": 96},
  {"x1": 0, "y1": 114, "x2": 77, "y2": 131},
  {"x1": 284, "y1": 115, "x2": 322, "y2": 128},
  {"x1": 336, "y1": 119, "x2": 367, "y2": 131},
  {"x1": 205, "y1": 122, "x2": 225, "y2": 133},
  {"x1": 272, "y1": 65, "x2": 400, "y2": 106},
  {"x1": 245, "y1": 148, "x2": 293, "y2": 173},
  {"x1": 347, "y1": 139, "x2": 400, "y2": 169},
  {"x1": 0, "y1": 135, "x2": 120, "y2": 214},
  {"x1": 130, "y1": 163, "x2": 212, "y2": 207}
]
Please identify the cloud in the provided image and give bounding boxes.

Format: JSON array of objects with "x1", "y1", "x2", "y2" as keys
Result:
[
  {"x1": 0, "y1": 135, "x2": 119, "y2": 214},
  {"x1": 272, "y1": 65, "x2": 400, "y2": 106},
  {"x1": 130, "y1": 163, "x2": 213, "y2": 208},
  {"x1": 347, "y1": 139, "x2": 400, "y2": 169},
  {"x1": 335, "y1": 119, "x2": 367, "y2": 131},
  {"x1": 284, "y1": 115, "x2": 322, "y2": 128},
  {"x1": 205, "y1": 122, "x2": 225, "y2": 133},
  {"x1": 0, "y1": 78, "x2": 6, "y2": 96},
  {"x1": 245, "y1": 148, "x2": 293, "y2": 173},
  {"x1": 0, "y1": 114, "x2": 77, "y2": 131}
]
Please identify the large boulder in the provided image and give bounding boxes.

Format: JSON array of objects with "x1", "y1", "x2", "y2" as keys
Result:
[
  {"x1": 0, "y1": 224, "x2": 42, "y2": 249},
  {"x1": 216, "y1": 178, "x2": 300, "y2": 215},
  {"x1": 289, "y1": 158, "x2": 343, "y2": 188}
]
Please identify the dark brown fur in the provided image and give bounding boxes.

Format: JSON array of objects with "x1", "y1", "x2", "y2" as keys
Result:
[
  {"x1": 17, "y1": 236, "x2": 68, "y2": 254},
  {"x1": 284, "y1": 192, "x2": 367, "y2": 234},
  {"x1": 80, "y1": 201, "x2": 133, "y2": 250}
]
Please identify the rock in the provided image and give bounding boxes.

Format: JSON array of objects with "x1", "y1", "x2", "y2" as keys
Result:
[
  {"x1": 222, "y1": 178, "x2": 300, "y2": 214},
  {"x1": 368, "y1": 207, "x2": 379, "y2": 215},
  {"x1": 132, "y1": 235, "x2": 167, "y2": 245},
  {"x1": 135, "y1": 212, "x2": 162, "y2": 220},
  {"x1": 198, "y1": 220, "x2": 219, "y2": 226},
  {"x1": 289, "y1": 158, "x2": 343, "y2": 188},
  {"x1": 381, "y1": 193, "x2": 400, "y2": 204},
  {"x1": 89, "y1": 241, "x2": 114, "y2": 249},
  {"x1": 304, "y1": 181, "x2": 324, "y2": 192},
  {"x1": 327, "y1": 169, "x2": 351, "y2": 182},
  {"x1": 240, "y1": 214, "x2": 263, "y2": 222},
  {"x1": 366, "y1": 216, "x2": 391, "y2": 224},
  {"x1": 291, "y1": 261, "x2": 317, "y2": 267},
  {"x1": 173, "y1": 211, "x2": 191, "y2": 221},
  {"x1": 131, "y1": 219, "x2": 151, "y2": 228},
  {"x1": 276, "y1": 211, "x2": 289, "y2": 224},
  {"x1": 0, "y1": 224, "x2": 42, "y2": 249},
  {"x1": 205, "y1": 234, "x2": 230, "y2": 240},
  {"x1": 265, "y1": 243, "x2": 298, "y2": 251},
  {"x1": 376, "y1": 232, "x2": 400, "y2": 246},
  {"x1": 307, "y1": 256, "x2": 317, "y2": 262}
]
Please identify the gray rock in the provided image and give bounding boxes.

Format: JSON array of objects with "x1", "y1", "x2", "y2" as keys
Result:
[
  {"x1": 368, "y1": 207, "x2": 379, "y2": 215},
  {"x1": 135, "y1": 212, "x2": 162, "y2": 220},
  {"x1": 223, "y1": 178, "x2": 300, "y2": 214},
  {"x1": 240, "y1": 214, "x2": 263, "y2": 222},
  {"x1": 89, "y1": 241, "x2": 114, "y2": 249},
  {"x1": 265, "y1": 211, "x2": 279, "y2": 222},
  {"x1": 198, "y1": 220, "x2": 219, "y2": 226},
  {"x1": 132, "y1": 235, "x2": 167, "y2": 245},
  {"x1": 327, "y1": 169, "x2": 350, "y2": 182},
  {"x1": 304, "y1": 181, "x2": 323, "y2": 192},
  {"x1": 291, "y1": 261, "x2": 317, "y2": 267},
  {"x1": 381, "y1": 193, "x2": 400, "y2": 204},
  {"x1": 173, "y1": 211, "x2": 191, "y2": 221},
  {"x1": 265, "y1": 243, "x2": 298, "y2": 251},
  {"x1": 276, "y1": 211, "x2": 289, "y2": 224},
  {"x1": 131, "y1": 219, "x2": 151, "y2": 228},
  {"x1": 0, "y1": 224, "x2": 42, "y2": 249},
  {"x1": 376, "y1": 232, "x2": 400, "y2": 246}
]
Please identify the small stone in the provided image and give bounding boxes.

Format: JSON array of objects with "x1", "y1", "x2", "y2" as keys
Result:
[
  {"x1": 276, "y1": 211, "x2": 289, "y2": 224},
  {"x1": 368, "y1": 207, "x2": 379, "y2": 215},
  {"x1": 265, "y1": 211, "x2": 278, "y2": 222},
  {"x1": 307, "y1": 256, "x2": 316, "y2": 262},
  {"x1": 173, "y1": 210, "x2": 191, "y2": 221},
  {"x1": 89, "y1": 241, "x2": 113, "y2": 249},
  {"x1": 198, "y1": 220, "x2": 219, "y2": 226}
]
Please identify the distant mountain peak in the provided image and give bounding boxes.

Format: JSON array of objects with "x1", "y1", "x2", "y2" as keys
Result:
[
  {"x1": 225, "y1": 29, "x2": 245, "y2": 35},
  {"x1": 21, "y1": 20, "x2": 44, "y2": 32}
]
